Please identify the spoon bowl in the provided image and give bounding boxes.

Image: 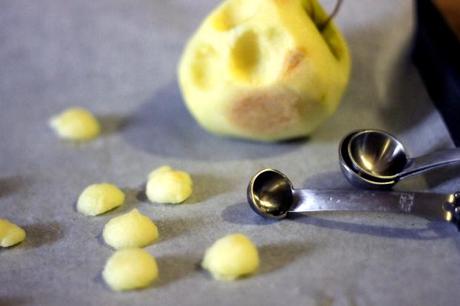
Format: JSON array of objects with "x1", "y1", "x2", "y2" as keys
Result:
[
  {"x1": 339, "y1": 131, "x2": 397, "y2": 189},
  {"x1": 247, "y1": 168, "x2": 294, "y2": 219},
  {"x1": 348, "y1": 129, "x2": 408, "y2": 179}
]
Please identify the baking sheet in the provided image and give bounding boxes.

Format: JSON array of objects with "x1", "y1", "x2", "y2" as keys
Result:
[{"x1": 1, "y1": 0, "x2": 460, "y2": 305}]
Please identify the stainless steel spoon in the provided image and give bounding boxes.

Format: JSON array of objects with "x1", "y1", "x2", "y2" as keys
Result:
[
  {"x1": 247, "y1": 168, "x2": 460, "y2": 229},
  {"x1": 339, "y1": 129, "x2": 460, "y2": 189}
]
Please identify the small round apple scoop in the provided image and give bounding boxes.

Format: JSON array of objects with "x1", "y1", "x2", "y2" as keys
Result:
[
  {"x1": 0, "y1": 219, "x2": 26, "y2": 247},
  {"x1": 77, "y1": 183, "x2": 125, "y2": 216},
  {"x1": 102, "y1": 248, "x2": 159, "y2": 291},
  {"x1": 202, "y1": 233, "x2": 259, "y2": 280},
  {"x1": 146, "y1": 166, "x2": 192, "y2": 204},
  {"x1": 103, "y1": 209, "x2": 159, "y2": 249},
  {"x1": 49, "y1": 107, "x2": 101, "y2": 141}
]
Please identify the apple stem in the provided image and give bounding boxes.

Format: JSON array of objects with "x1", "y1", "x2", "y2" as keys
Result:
[{"x1": 319, "y1": 0, "x2": 343, "y2": 32}]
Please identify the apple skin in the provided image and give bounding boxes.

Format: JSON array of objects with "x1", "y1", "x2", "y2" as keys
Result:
[{"x1": 178, "y1": 0, "x2": 350, "y2": 142}]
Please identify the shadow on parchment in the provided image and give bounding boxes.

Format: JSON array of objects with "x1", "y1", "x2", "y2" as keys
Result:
[
  {"x1": 289, "y1": 214, "x2": 454, "y2": 241},
  {"x1": 116, "y1": 187, "x2": 143, "y2": 213},
  {"x1": 121, "y1": 81, "x2": 307, "y2": 161},
  {"x1": 21, "y1": 222, "x2": 64, "y2": 249},
  {"x1": 257, "y1": 242, "x2": 311, "y2": 276},
  {"x1": 0, "y1": 297, "x2": 31, "y2": 306},
  {"x1": 99, "y1": 114, "x2": 128, "y2": 136},
  {"x1": 155, "y1": 216, "x2": 204, "y2": 243},
  {"x1": 136, "y1": 186, "x2": 148, "y2": 202},
  {"x1": 0, "y1": 176, "x2": 27, "y2": 198},
  {"x1": 155, "y1": 254, "x2": 199, "y2": 287},
  {"x1": 422, "y1": 163, "x2": 460, "y2": 191},
  {"x1": 187, "y1": 173, "x2": 235, "y2": 203},
  {"x1": 221, "y1": 202, "x2": 278, "y2": 226}
]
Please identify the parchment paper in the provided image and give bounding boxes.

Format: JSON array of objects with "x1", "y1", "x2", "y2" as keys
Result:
[{"x1": 1, "y1": 1, "x2": 460, "y2": 305}]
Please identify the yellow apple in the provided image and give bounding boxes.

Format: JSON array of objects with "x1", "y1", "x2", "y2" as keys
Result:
[{"x1": 178, "y1": 0, "x2": 350, "y2": 142}]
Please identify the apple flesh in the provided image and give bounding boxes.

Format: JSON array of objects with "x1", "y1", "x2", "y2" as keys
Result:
[{"x1": 178, "y1": 0, "x2": 350, "y2": 142}]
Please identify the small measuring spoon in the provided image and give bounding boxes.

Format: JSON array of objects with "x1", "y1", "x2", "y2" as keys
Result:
[
  {"x1": 339, "y1": 129, "x2": 460, "y2": 189},
  {"x1": 247, "y1": 168, "x2": 460, "y2": 229}
]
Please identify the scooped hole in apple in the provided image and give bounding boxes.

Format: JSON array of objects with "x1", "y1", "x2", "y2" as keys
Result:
[
  {"x1": 229, "y1": 29, "x2": 289, "y2": 85},
  {"x1": 210, "y1": 0, "x2": 261, "y2": 32},
  {"x1": 190, "y1": 44, "x2": 219, "y2": 90},
  {"x1": 230, "y1": 30, "x2": 261, "y2": 81}
]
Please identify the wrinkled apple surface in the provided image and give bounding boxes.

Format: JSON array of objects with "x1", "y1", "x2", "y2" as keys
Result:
[{"x1": 178, "y1": 0, "x2": 350, "y2": 142}]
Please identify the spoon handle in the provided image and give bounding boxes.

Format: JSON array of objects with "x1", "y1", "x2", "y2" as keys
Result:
[
  {"x1": 401, "y1": 148, "x2": 460, "y2": 178},
  {"x1": 292, "y1": 189, "x2": 458, "y2": 224}
]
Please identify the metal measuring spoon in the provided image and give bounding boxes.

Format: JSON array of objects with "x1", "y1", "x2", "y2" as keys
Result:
[
  {"x1": 247, "y1": 168, "x2": 460, "y2": 229},
  {"x1": 339, "y1": 129, "x2": 460, "y2": 189}
]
